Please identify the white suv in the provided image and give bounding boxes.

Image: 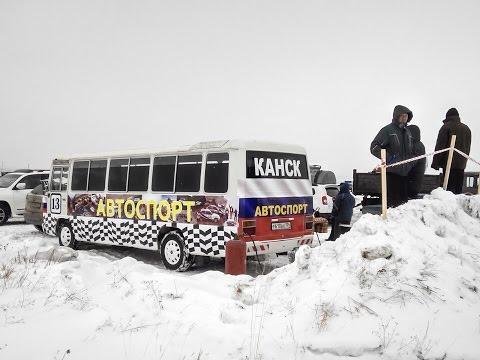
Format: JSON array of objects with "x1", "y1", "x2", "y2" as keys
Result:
[
  {"x1": 0, "y1": 171, "x2": 49, "y2": 225},
  {"x1": 312, "y1": 184, "x2": 334, "y2": 218}
]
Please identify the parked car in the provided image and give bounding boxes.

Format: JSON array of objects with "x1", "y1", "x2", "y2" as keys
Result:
[
  {"x1": 310, "y1": 165, "x2": 337, "y2": 220},
  {"x1": 24, "y1": 184, "x2": 46, "y2": 232},
  {"x1": 312, "y1": 184, "x2": 333, "y2": 219},
  {"x1": 12, "y1": 169, "x2": 47, "y2": 173},
  {"x1": 0, "y1": 171, "x2": 49, "y2": 225}
]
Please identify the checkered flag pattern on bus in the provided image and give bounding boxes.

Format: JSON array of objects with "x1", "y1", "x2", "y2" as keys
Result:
[
  {"x1": 44, "y1": 215, "x2": 236, "y2": 255},
  {"x1": 71, "y1": 216, "x2": 157, "y2": 248},
  {"x1": 72, "y1": 217, "x2": 101, "y2": 241},
  {"x1": 122, "y1": 221, "x2": 157, "y2": 248},
  {"x1": 42, "y1": 214, "x2": 58, "y2": 236},
  {"x1": 179, "y1": 224, "x2": 234, "y2": 256}
]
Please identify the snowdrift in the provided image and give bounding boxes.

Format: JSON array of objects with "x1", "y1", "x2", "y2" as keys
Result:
[
  {"x1": 0, "y1": 189, "x2": 479, "y2": 360},
  {"x1": 255, "y1": 188, "x2": 480, "y2": 359}
]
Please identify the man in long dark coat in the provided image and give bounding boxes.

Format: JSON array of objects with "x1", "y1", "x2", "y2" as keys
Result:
[{"x1": 431, "y1": 108, "x2": 472, "y2": 194}]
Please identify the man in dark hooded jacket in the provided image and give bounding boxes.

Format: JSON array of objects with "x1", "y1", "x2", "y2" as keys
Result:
[
  {"x1": 327, "y1": 182, "x2": 355, "y2": 241},
  {"x1": 370, "y1": 105, "x2": 414, "y2": 207},
  {"x1": 407, "y1": 125, "x2": 426, "y2": 198},
  {"x1": 431, "y1": 108, "x2": 472, "y2": 194}
]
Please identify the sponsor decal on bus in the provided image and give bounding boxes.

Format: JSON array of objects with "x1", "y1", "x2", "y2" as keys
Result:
[
  {"x1": 239, "y1": 196, "x2": 313, "y2": 218},
  {"x1": 68, "y1": 193, "x2": 238, "y2": 225}
]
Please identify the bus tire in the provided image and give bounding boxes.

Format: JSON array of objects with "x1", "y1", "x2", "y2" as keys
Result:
[
  {"x1": 160, "y1": 232, "x2": 194, "y2": 272},
  {"x1": 58, "y1": 222, "x2": 77, "y2": 249},
  {"x1": 0, "y1": 203, "x2": 10, "y2": 226}
]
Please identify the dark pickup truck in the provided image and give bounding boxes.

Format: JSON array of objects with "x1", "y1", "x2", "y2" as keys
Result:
[{"x1": 353, "y1": 170, "x2": 479, "y2": 214}]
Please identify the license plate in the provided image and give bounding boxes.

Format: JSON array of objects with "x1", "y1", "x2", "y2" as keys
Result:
[{"x1": 272, "y1": 222, "x2": 291, "y2": 231}]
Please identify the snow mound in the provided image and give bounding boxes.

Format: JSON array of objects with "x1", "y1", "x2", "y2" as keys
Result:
[
  {"x1": 0, "y1": 190, "x2": 479, "y2": 360},
  {"x1": 257, "y1": 189, "x2": 480, "y2": 359}
]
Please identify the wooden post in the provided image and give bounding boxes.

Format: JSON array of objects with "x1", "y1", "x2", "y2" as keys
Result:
[
  {"x1": 381, "y1": 149, "x2": 387, "y2": 219},
  {"x1": 443, "y1": 135, "x2": 457, "y2": 190}
]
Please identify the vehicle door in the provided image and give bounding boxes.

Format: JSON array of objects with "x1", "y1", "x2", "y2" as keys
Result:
[
  {"x1": 48, "y1": 165, "x2": 70, "y2": 216},
  {"x1": 12, "y1": 174, "x2": 44, "y2": 215}
]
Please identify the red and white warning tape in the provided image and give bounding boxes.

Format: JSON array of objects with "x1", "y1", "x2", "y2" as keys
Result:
[
  {"x1": 383, "y1": 147, "x2": 452, "y2": 169},
  {"x1": 454, "y1": 148, "x2": 480, "y2": 167},
  {"x1": 376, "y1": 146, "x2": 479, "y2": 170}
]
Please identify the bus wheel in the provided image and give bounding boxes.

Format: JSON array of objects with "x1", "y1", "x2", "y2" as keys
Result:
[
  {"x1": 160, "y1": 232, "x2": 194, "y2": 272},
  {"x1": 58, "y1": 222, "x2": 77, "y2": 249}
]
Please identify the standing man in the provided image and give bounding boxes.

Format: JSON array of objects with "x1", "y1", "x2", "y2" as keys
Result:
[
  {"x1": 407, "y1": 125, "x2": 426, "y2": 199},
  {"x1": 370, "y1": 105, "x2": 414, "y2": 207},
  {"x1": 431, "y1": 108, "x2": 472, "y2": 194}
]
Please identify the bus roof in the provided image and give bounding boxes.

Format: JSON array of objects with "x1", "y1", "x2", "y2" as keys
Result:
[{"x1": 53, "y1": 140, "x2": 307, "y2": 161}]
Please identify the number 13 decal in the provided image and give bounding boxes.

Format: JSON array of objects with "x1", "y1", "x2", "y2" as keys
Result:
[{"x1": 50, "y1": 194, "x2": 62, "y2": 214}]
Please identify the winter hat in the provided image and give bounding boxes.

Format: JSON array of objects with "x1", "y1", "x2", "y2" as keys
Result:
[
  {"x1": 339, "y1": 182, "x2": 350, "y2": 193},
  {"x1": 392, "y1": 105, "x2": 413, "y2": 123},
  {"x1": 446, "y1": 108, "x2": 459, "y2": 117}
]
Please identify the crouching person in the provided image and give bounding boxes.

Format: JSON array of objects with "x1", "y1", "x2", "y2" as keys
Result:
[{"x1": 327, "y1": 182, "x2": 355, "y2": 241}]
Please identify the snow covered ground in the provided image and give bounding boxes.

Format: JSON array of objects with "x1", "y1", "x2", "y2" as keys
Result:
[{"x1": 1, "y1": 189, "x2": 479, "y2": 360}]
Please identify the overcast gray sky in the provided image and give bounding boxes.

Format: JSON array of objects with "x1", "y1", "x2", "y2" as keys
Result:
[{"x1": 1, "y1": 0, "x2": 479, "y2": 180}]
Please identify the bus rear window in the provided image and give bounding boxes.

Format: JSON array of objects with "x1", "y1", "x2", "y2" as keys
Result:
[
  {"x1": 152, "y1": 156, "x2": 176, "y2": 192},
  {"x1": 175, "y1": 155, "x2": 202, "y2": 192},
  {"x1": 205, "y1": 153, "x2": 229, "y2": 193}
]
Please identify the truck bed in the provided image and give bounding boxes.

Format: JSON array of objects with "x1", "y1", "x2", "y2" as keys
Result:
[
  {"x1": 353, "y1": 170, "x2": 478, "y2": 196},
  {"x1": 352, "y1": 170, "x2": 442, "y2": 196}
]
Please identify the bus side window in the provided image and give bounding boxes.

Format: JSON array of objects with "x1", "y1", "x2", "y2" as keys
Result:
[
  {"x1": 175, "y1": 155, "x2": 202, "y2": 192},
  {"x1": 128, "y1": 157, "x2": 150, "y2": 191},
  {"x1": 205, "y1": 153, "x2": 229, "y2": 193},
  {"x1": 108, "y1": 159, "x2": 129, "y2": 191},
  {"x1": 71, "y1": 161, "x2": 89, "y2": 191},
  {"x1": 88, "y1": 160, "x2": 107, "y2": 191},
  {"x1": 152, "y1": 156, "x2": 176, "y2": 192}
]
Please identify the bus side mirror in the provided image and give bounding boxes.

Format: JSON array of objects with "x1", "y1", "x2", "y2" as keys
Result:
[{"x1": 16, "y1": 183, "x2": 26, "y2": 190}]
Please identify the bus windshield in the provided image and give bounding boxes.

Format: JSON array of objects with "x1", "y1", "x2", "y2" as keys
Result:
[{"x1": 0, "y1": 174, "x2": 22, "y2": 188}]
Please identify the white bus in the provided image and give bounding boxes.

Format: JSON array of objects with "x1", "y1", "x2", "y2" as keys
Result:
[{"x1": 43, "y1": 140, "x2": 314, "y2": 271}]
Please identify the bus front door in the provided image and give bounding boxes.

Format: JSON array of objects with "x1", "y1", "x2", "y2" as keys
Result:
[{"x1": 48, "y1": 165, "x2": 69, "y2": 217}]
